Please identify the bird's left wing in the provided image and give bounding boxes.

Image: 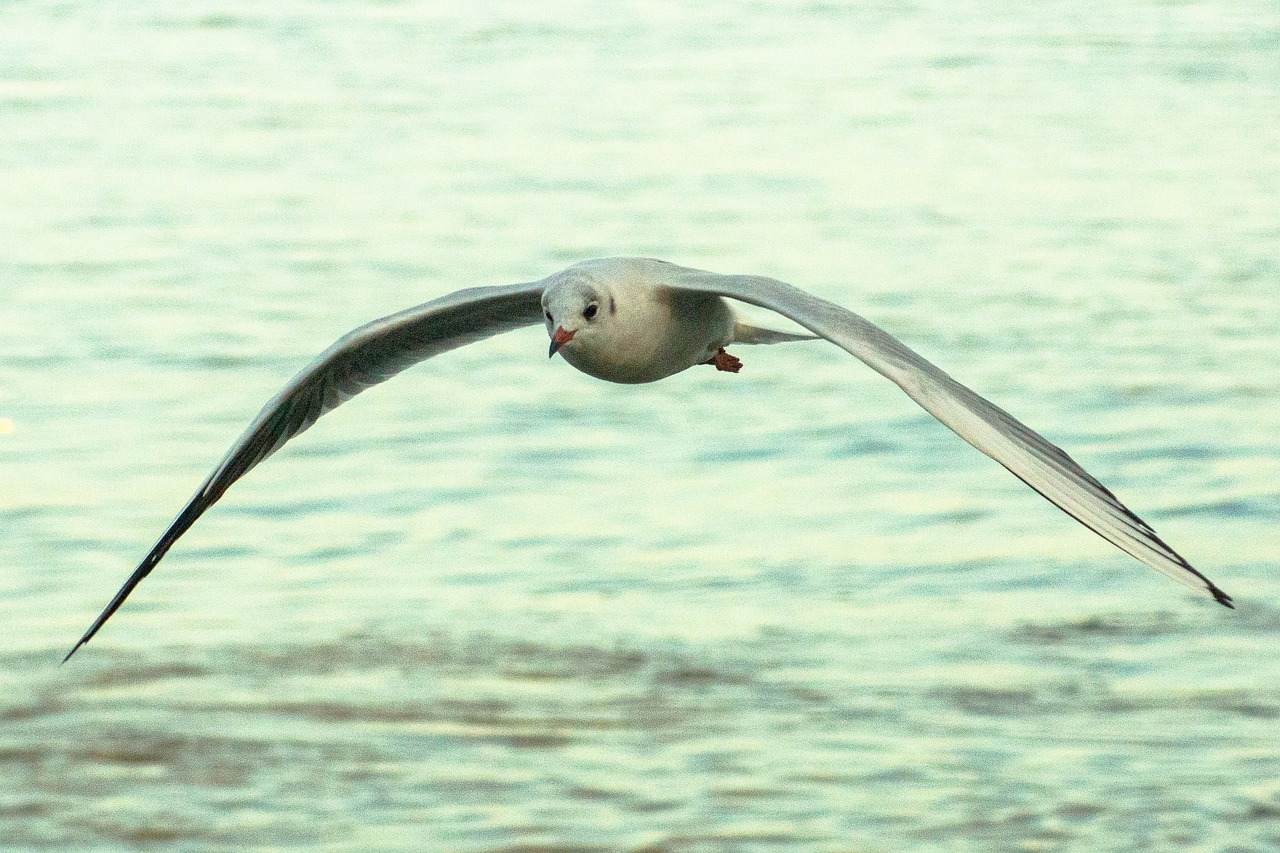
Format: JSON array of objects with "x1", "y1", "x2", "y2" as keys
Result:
[
  {"x1": 655, "y1": 258, "x2": 1232, "y2": 607},
  {"x1": 65, "y1": 280, "x2": 546, "y2": 661}
]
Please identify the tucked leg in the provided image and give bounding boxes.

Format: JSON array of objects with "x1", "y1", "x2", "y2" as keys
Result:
[{"x1": 706, "y1": 347, "x2": 742, "y2": 373}]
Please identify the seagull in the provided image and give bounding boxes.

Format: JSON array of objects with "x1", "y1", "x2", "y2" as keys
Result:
[{"x1": 63, "y1": 257, "x2": 1232, "y2": 661}]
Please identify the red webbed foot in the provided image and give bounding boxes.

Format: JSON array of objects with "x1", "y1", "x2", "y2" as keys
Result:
[{"x1": 708, "y1": 348, "x2": 742, "y2": 373}]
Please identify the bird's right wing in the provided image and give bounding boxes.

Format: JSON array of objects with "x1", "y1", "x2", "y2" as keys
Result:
[{"x1": 65, "y1": 280, "x2": 546, "y2": 661}]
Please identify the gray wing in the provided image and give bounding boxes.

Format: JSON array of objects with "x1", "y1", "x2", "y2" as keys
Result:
[
  {"x1": 658, "y1": 259, "x2": 1232, "y2": 607},
  {"x1": 65, "y1": 280, "x2": 546, "y2": 661}
]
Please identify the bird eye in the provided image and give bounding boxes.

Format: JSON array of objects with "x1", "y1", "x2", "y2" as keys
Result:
[
  {"x1": 583, "y1": 304, "x2": 598, "y2": 320},
  {"x1": 545, "y1": 311, "x2": 553, "y2": 324}
]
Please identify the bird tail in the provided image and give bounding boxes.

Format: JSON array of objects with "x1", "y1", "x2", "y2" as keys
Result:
[{"x1": 732, "y1": 319, "x2": 820, "y2": 345}]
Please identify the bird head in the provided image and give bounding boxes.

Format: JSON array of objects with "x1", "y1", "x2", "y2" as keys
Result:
[{"x1": 542, "y1": 278, "x2": 610, "y2": 360}]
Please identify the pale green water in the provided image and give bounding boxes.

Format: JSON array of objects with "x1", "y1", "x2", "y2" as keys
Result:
[{"x1": 3, "y1": 1, "x2": 1279, "y2": 850}]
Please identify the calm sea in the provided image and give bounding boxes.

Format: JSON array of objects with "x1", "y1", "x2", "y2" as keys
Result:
[{"x1": 2, "y1": 1, "x2": 1278, "y2": 850}]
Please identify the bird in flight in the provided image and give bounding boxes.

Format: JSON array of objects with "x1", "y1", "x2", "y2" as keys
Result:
[{"x1": 64, "y1": 257, "x2": 1232, "y2": 661}]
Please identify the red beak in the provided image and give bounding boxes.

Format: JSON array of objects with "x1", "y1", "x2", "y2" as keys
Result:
[{"x1": 548, "y1": 326, "x2": 576, "y2": 358}]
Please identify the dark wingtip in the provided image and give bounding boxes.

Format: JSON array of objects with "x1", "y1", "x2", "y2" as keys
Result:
[
  {"x1": 1210, "y1": 585, "x2": 1235, "y2": 609},
  {"x1": 63, "y1": 621, "x2": 101, "y2": 663},
  {"x1": 62, "y1": 640, "x2": 85, "y2": 665}
]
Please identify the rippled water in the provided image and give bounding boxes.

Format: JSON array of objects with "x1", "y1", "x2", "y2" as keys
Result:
[{"x1": 3, "y1": 1, "x2": 1279, "y2": 850}]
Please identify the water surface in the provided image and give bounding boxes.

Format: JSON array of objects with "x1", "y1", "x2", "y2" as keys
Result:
[{"x1": 2, "y1": 1, "x2": 1278, "y2": 850}]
